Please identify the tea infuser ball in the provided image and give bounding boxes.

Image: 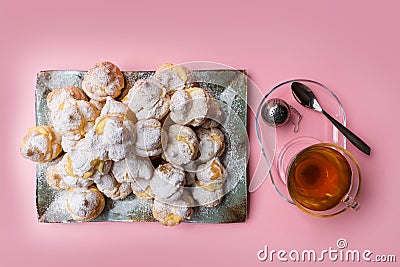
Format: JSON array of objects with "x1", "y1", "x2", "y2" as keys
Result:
[
  {"x1": 261, "y1": 98, "x2": 291, "y2": 127},
  {"x1": 261, "y1": 98, "x2": 302, "y2": 132}
]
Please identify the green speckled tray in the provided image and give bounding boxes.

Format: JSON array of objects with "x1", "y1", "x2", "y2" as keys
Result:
[{"x1": 36, "y1": 69, "x2": 248, "y2": 223}]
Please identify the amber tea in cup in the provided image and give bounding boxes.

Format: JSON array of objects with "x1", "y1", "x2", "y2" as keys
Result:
[{"x1": 287, "y1": 144, "x2": 355, "y2": 214}]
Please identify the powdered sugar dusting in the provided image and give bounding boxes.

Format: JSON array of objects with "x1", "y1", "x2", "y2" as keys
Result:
[
  {"x1": 20, "y1": 126, "x2": 61, "y2": 163},
  {"x1": 82, "y1": 62, "x2": 124, "y2": 101},
  {"x1": 35, "y1": 68, "x2": 247, "y2": 224}
]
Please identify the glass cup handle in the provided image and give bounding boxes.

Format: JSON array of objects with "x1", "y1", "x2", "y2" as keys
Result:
[{"x1": 343, "y1": 195, "x2": 360, "y2": 210}]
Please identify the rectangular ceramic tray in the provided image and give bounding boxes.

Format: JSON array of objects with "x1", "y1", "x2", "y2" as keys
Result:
[{"x1": 36, "y1": 69, "x2": 248, "y2": 223}]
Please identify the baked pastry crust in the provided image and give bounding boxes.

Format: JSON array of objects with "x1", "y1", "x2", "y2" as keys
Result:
[
  {"x1": 66, "y1": 186, "x2": 105, "y2": 221},
  {"x1": 149, "y1": 163, "x2": 186, "y2": 201},
  {"x1": 134, "y1": 118, "x2": 166, "y2": 157},
  {"x1": 196, "y1": 157, "x2": 226, "y2": 186},
  {"x1": 46, "y1": 86, "x2": 88, "y2": 111},
  {"x1": 123, "y1": 153, "x2": 154, "y2": 181},
  {"x1": 169, "y1": 87, "x2": 210, "y2": 127},
  {"x1": 152, "y1": 191, "x2": 194, "y2": 226},
  {"x1": 93, "y1": 173, "x2": 132, "y2": 200},
  {"x1": 192, "y1": 186, "x2": 224, "y2": 208},
  {"x1": 153, "y1": 63, "x2": 193, "y2": 93},
  {"x1": 131, "y1": 177, "x2": 153, "y2": 200},
  {"x1": 192, "y1": 158, "x2": 226, "y2": 208},
  {"x1": 45, "y1": 156, "x2": 71, "y2": 190},
  {"x1": 20, "y1": 125, "x2": 62, "y2": 163},
  {"x1": 124, "y1": 78, "x2": 170, "y2": 120},
  {"x1": 50, "y1": 99, "x2": 99, "y2": 140},
  {"x1": 163, "y1": 124, "x2": 199, "y2": 166},
  {"x1": 196, "y1": 127, "x2": 225, "y2": 163},
  {"x1": 82, "y1": 62, "x2": 124, "y2": 101}
]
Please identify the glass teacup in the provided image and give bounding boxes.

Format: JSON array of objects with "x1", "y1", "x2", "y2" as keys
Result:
[{"x1": 285, "y1": 143, "x2": 361, "y2": 217}]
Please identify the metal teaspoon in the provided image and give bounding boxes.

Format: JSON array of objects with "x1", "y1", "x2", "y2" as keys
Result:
[{"x1": 291, "y1": 82, "x2": 371, "y2": 155}]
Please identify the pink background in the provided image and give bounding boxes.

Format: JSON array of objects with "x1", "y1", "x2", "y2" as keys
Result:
[{"x1": 2, "y1": 0, "x2": 399, "y2": 266}]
